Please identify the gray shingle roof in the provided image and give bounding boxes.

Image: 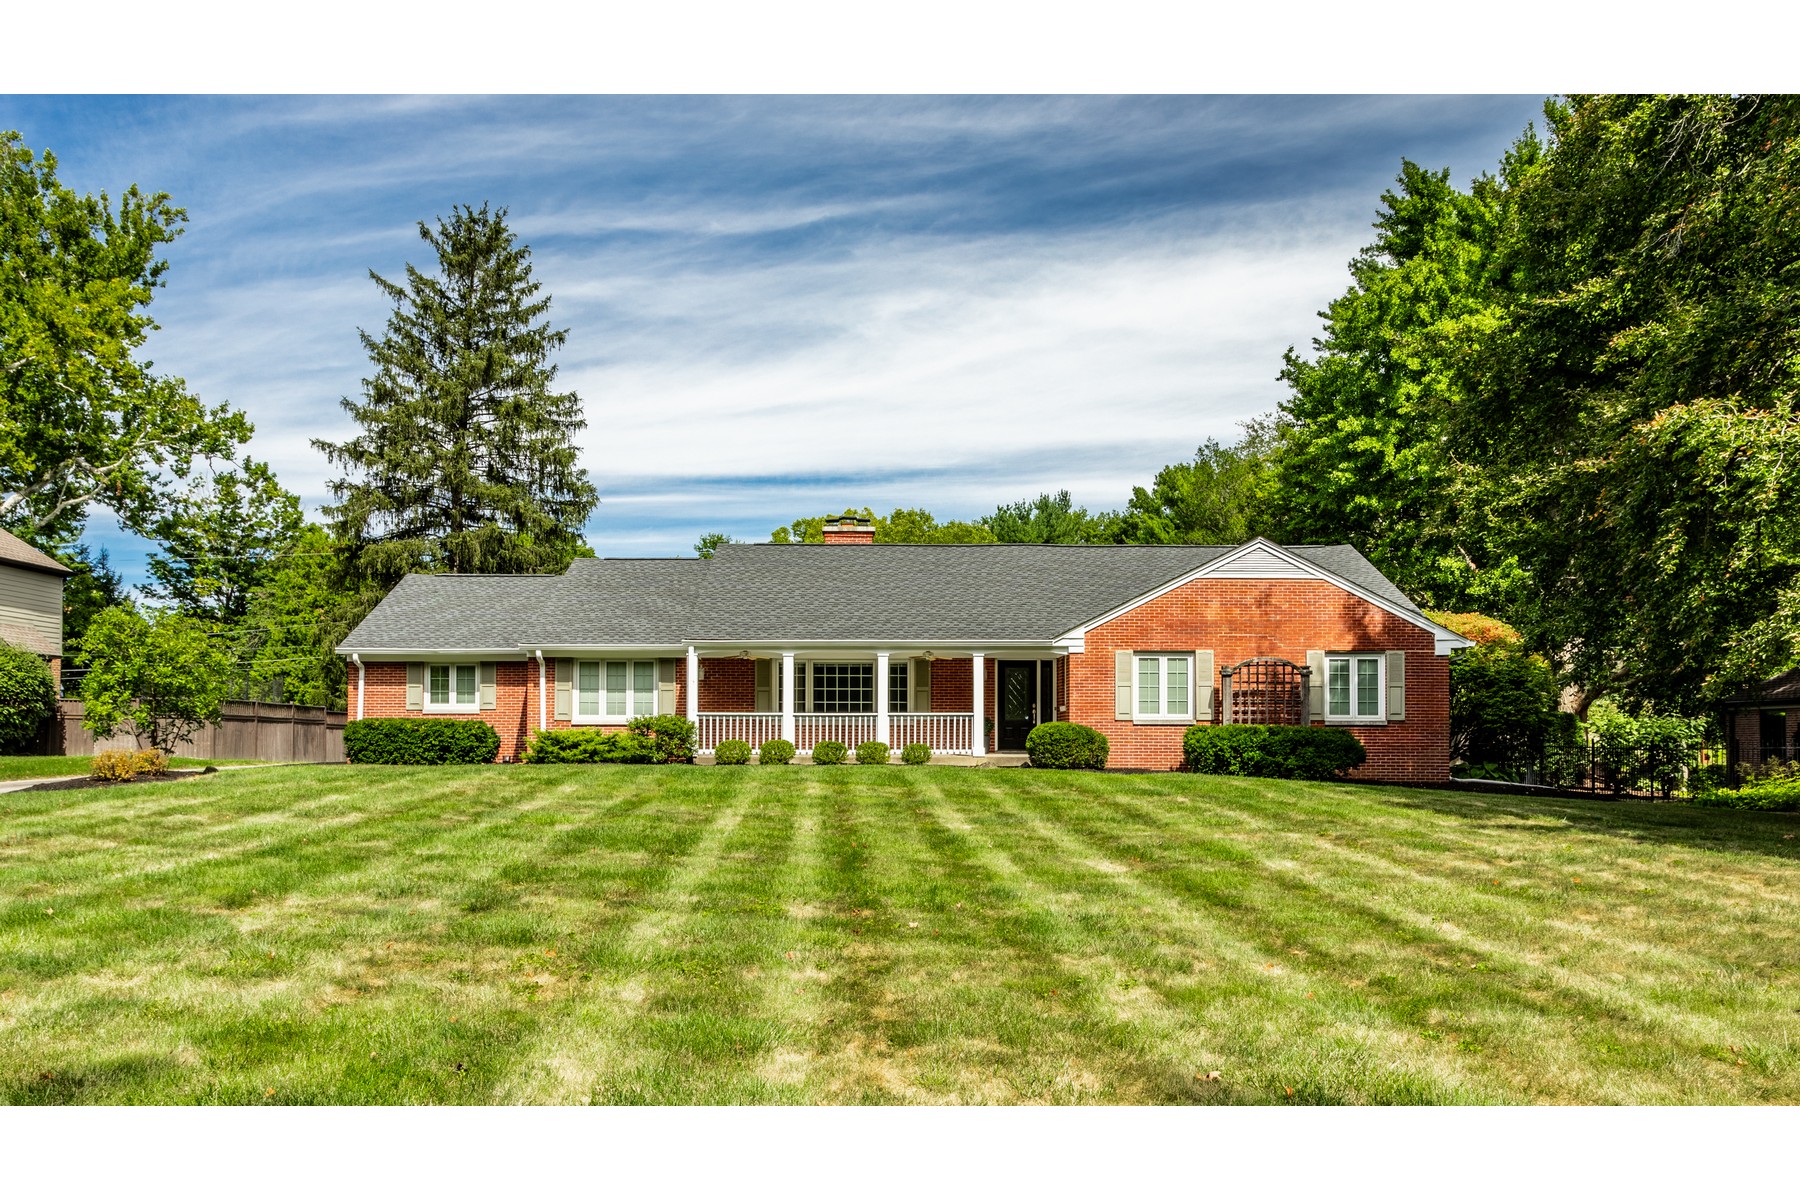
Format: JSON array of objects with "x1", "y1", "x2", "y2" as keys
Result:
[
  {"x1": 336, "y1": 540, "x2": 1428, "y2": 652},
  {"x1": 337, "y1": 573, "x2": 554, "y2": 651},
  {"x1": 0, "y1": 529, "x2": 72, "y2": 576}
]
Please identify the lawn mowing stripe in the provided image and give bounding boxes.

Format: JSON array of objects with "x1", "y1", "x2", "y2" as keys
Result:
[
  {"x1": 938, "y1": 773, "x2": 1502, "y2": 1105},
  {"x1": 490, "y1": 774, "x2": 754, "y2": 1104},
  {"x1": 1026, "y1": 777, "x2": 1799, "y2": 1102},
  {"x1": 1, "y1": 769, "x2": 688, "y2": 1103}
]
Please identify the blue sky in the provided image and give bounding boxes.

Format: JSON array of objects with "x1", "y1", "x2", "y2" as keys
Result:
[{"x1": 3, "y1": 95, "x2": 1546, "y2": 585}]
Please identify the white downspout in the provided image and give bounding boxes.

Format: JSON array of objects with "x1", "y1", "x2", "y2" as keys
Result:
[
  {"x1": 535, "y1": 650, "x2": 547, "y2": 732},
  {"x1": 351, "y1": 654, "x2": 364, "y2": 720}
]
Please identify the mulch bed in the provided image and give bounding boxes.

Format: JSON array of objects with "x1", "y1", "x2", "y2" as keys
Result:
[{"x1": 22, "y1": 768, "x2": 215, "y2": 794}]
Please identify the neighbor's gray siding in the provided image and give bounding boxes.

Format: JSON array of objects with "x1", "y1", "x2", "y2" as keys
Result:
[{"x1": 0, "y1": 564, "x2": 62, "y2": 655}]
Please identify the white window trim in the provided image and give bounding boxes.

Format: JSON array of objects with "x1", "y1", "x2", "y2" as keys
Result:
[
  {"x1": 423, "y1": 662, "x2": 481, "y2": 714},
  {"x1": 1324, "y1": 653, "x2": 1386, "y2": 724},
  {"x1": 571, "y1": 658, "x2": 659, "y2": 725},
  {"x1": 1132, "y1": 652, "x2": 1196, "y2": 725}
]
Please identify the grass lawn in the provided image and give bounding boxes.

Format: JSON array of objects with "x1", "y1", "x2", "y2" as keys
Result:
[
  {"x1": 0, "y1": 755, "x2": 253, "y2": 781},
  {"x1": 2, "y1": 764, "x2": 1796, "y2": 1105}
]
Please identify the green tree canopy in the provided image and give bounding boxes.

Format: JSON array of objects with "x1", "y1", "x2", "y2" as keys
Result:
[
  {"x1": 145, "y1": 459, "x2": 303, "y2": 625},
  {"x1": 1, "y1": 132, "x2": 249, "y2": 544},
  {"x1": 1116, "y1": 433, "x2": 1275, "y2": 545},
  {"x1": 315, "y1": 203, "x2": 598, "y2": 587},
  {"x1": 769, "y1": 507, "x2": 995, "y2": 544},
  {"x1": 984, "y1": 490, "x2": 1112, "y2": 543},
  {"x1": 237, "y1": 524, "x2": 372, "y2": 709},
  {"x1": 78, "y1": 606, "x2": 234, "y2": 753},
  {"x1": 58, "y1": 541, "x2": 130, "y2": 652}
]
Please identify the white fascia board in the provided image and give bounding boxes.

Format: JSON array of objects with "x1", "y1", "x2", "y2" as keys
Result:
[
  {"x1": 686, "y1": 639, "x2": 1060, "y2": 654},
  {"x1": 335, "y1": 648, "x2": 524, "y2": 661},
  {"x1": 517, "y1": 644, "x2": 687, "y2": 656},
  {"x1": 1061, "y1": 537, "x2": 1473, "y2": 656}
]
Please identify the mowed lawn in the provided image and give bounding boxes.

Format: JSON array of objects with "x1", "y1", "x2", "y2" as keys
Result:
[{"x1": 2, "y1": 764, "x2": 1797, "y2": 1105}]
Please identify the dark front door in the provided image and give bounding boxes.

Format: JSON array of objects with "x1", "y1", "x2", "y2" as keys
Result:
[
  {"x1": 1760, "y1": 710, "x2": 1789, "y2": 765},
  {"x1": 998, "y1": 661, "x2": 1037, "y2": 750}
]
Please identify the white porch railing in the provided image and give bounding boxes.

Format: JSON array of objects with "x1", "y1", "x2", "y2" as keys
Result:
[
  {"x1": 697, "y1": 713, "x2": 782, "y2": 751},
  {"x1": 793, "y1": 713, "x2": 877, "y2": 752},
  {"x1": 890, "y1": 713, "x2": 974, "y2": 755},
  {"x1": 696, "y1": 711, "x2": 975, "y2": 756}
]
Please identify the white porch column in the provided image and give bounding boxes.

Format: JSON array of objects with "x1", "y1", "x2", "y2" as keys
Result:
[
  {"x1": 971, "y1": 652, "x2": 986, "y2": 757},
  {"x1": 781, "y1": 652, "x2": 796, "y2": 744},
  {"x1": 875, "y1": 650, "x2": 891, "y2": 748},
  {"x1": 685, "y1": 646, "x2": 699, "y2": 723}
]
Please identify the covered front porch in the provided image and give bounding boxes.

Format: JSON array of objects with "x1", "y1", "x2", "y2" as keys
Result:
[{"x1": 680, "y1": 646, "x2": 1064, "y2": 759}]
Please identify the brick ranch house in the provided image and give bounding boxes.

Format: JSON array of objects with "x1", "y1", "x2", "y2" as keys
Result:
[{"x1": 337, "y1": 518, "x2": 1469, "y2": 778}]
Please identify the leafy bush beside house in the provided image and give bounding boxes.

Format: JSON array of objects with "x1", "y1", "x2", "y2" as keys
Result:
[
  {"x1": 813, "y1": 741, "x2": 847, "y2": 765},
  {"x1": 758, "y1": 738, "x2": 795, "y2": 765},
  {"x1": 345, "y1": 718, "x2": 500, "y2": 765},
  {"x1": 1585, "y1": 700, "x2": 1706, "y2": 797},
  {"x1": 1182, "y1": 724, "x2": 1366, "y2": 781},
  {"x1": 629, "y1": 714, "x2": 697, "y2": 764},
  {"x1": 714, "y1": 739, "x2": 752, "y2": 765},
  {"x1": 1024, "y1": 722, "x2": 1109, "y2": 770},
  {"x1": 854, "y1": 741, "x2": 890, "y2": 765},
  {"x1": 0, "y1": 642, "x2": 57, "y2": 753}
]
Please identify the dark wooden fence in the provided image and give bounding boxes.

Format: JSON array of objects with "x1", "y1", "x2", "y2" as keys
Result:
[{"x1": 44, "y1": 700, "x2": 346, "y2": 763}]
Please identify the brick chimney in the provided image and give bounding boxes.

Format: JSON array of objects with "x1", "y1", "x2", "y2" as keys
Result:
[{"x1": 821, "y1": 514, "x2": 875, "y2": 544}]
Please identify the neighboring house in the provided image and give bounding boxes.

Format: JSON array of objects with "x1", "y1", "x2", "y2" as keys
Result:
[
  {"x1": 1719, "y1": 669, "x2": 1800, "y2": 781},
  {"x1": 0, "y1": 528, "x2": 72, "y2": 690},
  {"x1": 336, "y1": 518, "x2": 1470, "y2": 778}
]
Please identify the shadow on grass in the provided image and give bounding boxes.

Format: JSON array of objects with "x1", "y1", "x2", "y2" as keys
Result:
[{"x1": 1371, "y1": 785, "x2": 1800, "y2": 860}]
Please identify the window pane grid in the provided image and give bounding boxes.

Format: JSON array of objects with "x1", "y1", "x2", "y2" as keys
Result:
[
  {"x1": 455, "y1": 665, "x2": 477, "y2": 705},
  {"x1": 1327, "y1": 659, "x2": 1351, "y2": 717},
  {"x1": 889, "y1": 662, "x2": 909, "y2": 713},
  {"x1": 429, "y1": 665, "x2": 450, "y2": 705},
  {"x1": 1166, "y1": 657, "x2": 1188, "y2": 715},
  {"x1": 1356, "y1": 658, "x2": 1380, "y2": 717},
  {"x1": 1138, "y1": 657, "x2": 1161, "y2": 714},
  {"x1": 811, "y1": 663, "x2": 873, "y2": 713},
  {"x1": 605, "y1": 662, "x2": 627, "y2": 716},
  {"x1": 633, "y1": 661, "x2": 656, "y2": 716}
]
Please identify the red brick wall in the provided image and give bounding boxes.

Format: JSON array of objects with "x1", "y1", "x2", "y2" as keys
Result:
[
  {"x1": 350, "y1": 656, "x2": 699, "y2": 761},
  {"x1": 699, "y1": 658, "x2": 756, "y2": 710},
  {"x1": 1071, "y1": 578, "x2": 1450, "y2": 780}
]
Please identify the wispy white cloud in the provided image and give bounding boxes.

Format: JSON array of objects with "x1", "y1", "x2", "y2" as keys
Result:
[{"x1": 0, "y1": 95, "x2": 1546, "y2": 575}]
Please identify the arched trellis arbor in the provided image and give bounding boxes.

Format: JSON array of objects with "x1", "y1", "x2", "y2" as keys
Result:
[{"x1": 1218, "y1": 657, "x2": 1311, "y2": 725}]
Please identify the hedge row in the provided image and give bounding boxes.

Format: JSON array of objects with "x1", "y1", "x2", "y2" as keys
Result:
[
  {"x1": 1182, "y1": 724, "x2": 1365, "y2": 780},
  {"x1": 523, "y1": 716, "x2": 697, "y2": 764},
  {"x1": 344, "y1": 718, "x2": 501, "y2": 765}
]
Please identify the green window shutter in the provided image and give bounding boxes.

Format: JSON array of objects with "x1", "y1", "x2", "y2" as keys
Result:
[
  {"x1": 1306, "y1": 651, "x2": 1326, "y2": 723},
  {"x1": 754, "y1": 658, "x2": 773, "y2": 712},
  {"x1": 1114, "y1": 650, "x2": 1133, "y2": 722},
  {"x1": 554, "y1": 658, "x2": 572, "y2": 721},
  {"x1": 657, "y1": 658, "x2": 678, "y2": 716},
  {"x1": 479, "y1": 662, "x2": 498, "y2": 710},
  {"x1": 405, "y1": 663, "x2": 424, "y2": 711},
  {"x1": 912, "y1": 659, "x2": 932, "y2": 713},
  {"x1": 1386, "y1": 650, "x2": 1407, "y2": 721},
  {"x1": 1194, "y1": 650, "x2": 1215, "y2": 723}
]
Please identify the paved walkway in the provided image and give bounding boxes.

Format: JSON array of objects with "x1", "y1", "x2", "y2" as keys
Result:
[{"x1": 0, "y1": 761, "x2": 294, "y2": 795}]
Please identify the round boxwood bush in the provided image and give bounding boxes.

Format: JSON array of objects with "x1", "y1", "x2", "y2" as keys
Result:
[
  {"x1": 714, "y1": 738, "x2": 752, "y2": 765},
  {"x1": 1024, "y1": 721, "x2": 1109, "y2": 770},
  {"x1": 900, "y1": 742, "x2": 931, "y2": 765},
  {"x1": 812, "y1": 740, "x2": 847, "y2": 766},
  {"x1": 759, "y1": 738, "x2": 795, "y2": 765},
  {"x1": 854, "y1": 740, "x2": 890, "y2": 765},
  {"x1": 0, "y1": 641, "x2": 57, "y2": 753}
]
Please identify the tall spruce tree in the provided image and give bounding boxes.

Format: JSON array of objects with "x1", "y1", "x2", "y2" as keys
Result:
[{"x1": 315, "y1": 204, "x2": 597, "y2": 586}]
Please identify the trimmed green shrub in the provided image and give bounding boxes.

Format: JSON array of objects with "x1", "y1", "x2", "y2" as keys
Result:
[
  {"x1": 0, "y1": 641, "x2": 57, "y2": 753},
  {"x1": 714, "y1": 738, "x2": 752, "y2": 765},
  {"x1": 812, "y1": 740, "x2": 847, "y2": 765},
  {"x1": 900, "y1": 742, "x2": 932, "y2": 765},
  {"x1": 629, "y1": 714, "x2": 697, "y2": 764},
  {"x1": 854, "y1": 740, "x2": 890, "y2": 765},
  {"x1": 1025, "y1": 721, "x2": 1109, "y2": 770},
  {"x1": 345, "y1": 717, "x2": 500, "y2": 765},
  {"x1": 1690, "y1": 771, "x2": 1800, "y2": 812},
  {"x1": 1182, "y1": 724, "x2": 1366, "y2": 780},
  {"x1": 522, "y1": 727, "x2": 653, "y2": 764},
  {"x1": 759, "y1": 738, "x2": 795, "y2": 765}
]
